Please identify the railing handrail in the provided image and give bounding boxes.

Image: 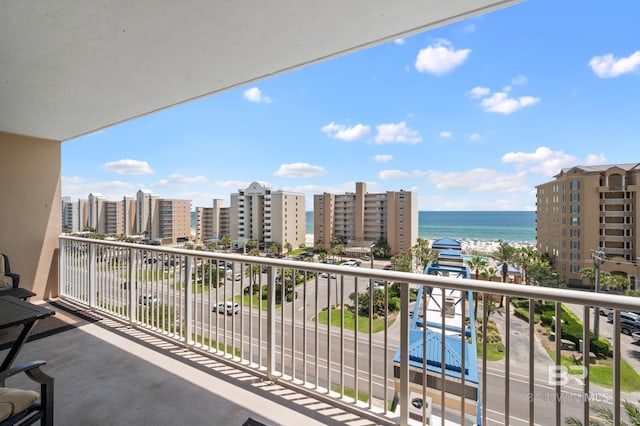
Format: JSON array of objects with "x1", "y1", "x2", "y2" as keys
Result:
[{"x1": 59, "y1": 235, "x2": 640, "y2": 312}]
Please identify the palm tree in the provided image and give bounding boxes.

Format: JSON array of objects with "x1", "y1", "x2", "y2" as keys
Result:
[
  {"x1": 515, "y1": 245, "x2": 538, "y2": 285},
  {"x1": 492, "y1": 240, "x2": 517, "y2": 307},
  {"x1": 565, "y1": 399, "x2": 640, "y2": 425},
  {"x1": 466, "y1": 256, "x2": 488, "y2": 319},
  {"x1": 246, "y1": 248, "x2": 261, "y2": 284},
  {"x1": 411, "y1": 238, "x2": 435, "y2": 271}
]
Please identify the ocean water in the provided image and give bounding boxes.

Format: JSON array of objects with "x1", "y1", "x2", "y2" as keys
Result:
[{"x1": 305, "y1": 211, "x2": 536, "y2": 243}]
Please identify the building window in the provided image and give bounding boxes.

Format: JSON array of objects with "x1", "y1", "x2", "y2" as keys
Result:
[
  {"x1": 571, "y1": 264, "x2": 580, "y2": 274},
  {"x1": 571, "y1": 217, "x2": 579, "y2": 226},
  {"x1": 571, "y1": 205, "x2": 579, "y2": 213},
  {"x1": 571, "y1": 241, "x2": 580, "y2": 249},
  {"x1": 571, "y1": 193, "x2": 580, "y2": 202},
  {"x1": 571, "y1": 229, "x2": 580, "y2": 237},
  {"x1": 571, "y1": 180, "x2": 580, "y2": 190}
]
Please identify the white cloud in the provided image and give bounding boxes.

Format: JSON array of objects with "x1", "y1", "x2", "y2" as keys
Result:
[
  {"x1": 469, "y1": 87, "x2": 490, "y2": 98},
  {"x1": 512, "y1": 75, "x2": 528, "y2": 85},
  {"x1": 469, "y1": 133, "x2": 481, "y2": 142},
  {"x1": 415, "y1": 39, "x2": 471, "y2": 76},
  {"x1": 589, "y1": 51, "x2": 640, "y2": 78},
  {"x1": 243, "y1": 86, "x2": 272, "y2": 103},
  {"x1": 501, "y1": 146, "x2": 578, "y2": 176},
  {"x1": 274, "y1": 162, "x2": 326, "y2": 178},
  {"x1": 480, "y1": 92, "x2": 540, "y2": 114},
  {"x1": 463, "y1": 23, "x2": 476, "y2": 34},
  {"x1": 427, "y1": 168, "x2": 529, "y2": 193},
  {"x1": 102, "y1": 159, "x2": 153, "y2": 175},
  {"x1": 321, "y1": 122, "x2": 371, "y2": 141},
  {"x1": 439, "y1": 131, "x2": 452, "y2": 139},
  {"x1": 374, "y1": 154, "x2": 393, "y2": 163},
  {"x1": 374, "y1": 122, "x2": 422, "y2": 144},
  {"x1": 394, "y1": 38, "x2": 405, "y2": 45},
  {"x1": 156, "y1": 173, "x2": 208, "y2": 186},
  {"x1": 585, "y1": 153, "x2": 607, "y2": 165},
  {"x1": 62, "y1": 176, "x2": 138, "y2": 201},
  {"x1": 380, "y1": 169, "x2": 427, "y2": 179}
]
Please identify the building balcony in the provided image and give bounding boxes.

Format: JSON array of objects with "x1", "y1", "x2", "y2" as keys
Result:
[{"x1": 25, "y1": 236, "x2": 638, "y2": 426}]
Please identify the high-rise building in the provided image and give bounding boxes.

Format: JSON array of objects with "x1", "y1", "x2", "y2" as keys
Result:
[
  {"x1": 61, "y1": 196, "x2": 79, "y2": 232},
  {"x1": 155, "y1": 199, "x2": 191, "y2": 244},
  {"x1": 229, "y1": 182, "x2": 305, "y2": 250},
  {"x1": 195, "y1": 199, "x2": 228, "y2": 244},
  {"x1": 136, "y1": 189, "x2": 159, "y2": 238},
  {"x1": 314, "y1": 182, "x2": 418, "y2": 255},
  {"x1": 536, "y1": 163, "x2": 640, "y2": 288}
]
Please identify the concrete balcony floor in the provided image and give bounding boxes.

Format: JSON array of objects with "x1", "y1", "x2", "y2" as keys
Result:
[{"x1": 1, "y1": 299, "x2": 390, "y2": 426}]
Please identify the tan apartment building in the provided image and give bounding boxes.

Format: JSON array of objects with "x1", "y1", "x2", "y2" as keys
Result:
[
  {"x1": 195, "y1": 199, "x2": 229, "y2": 244},
  {"x1": 314, "y1": 182, "x2": 418, "y2": 256},
  {"x1": 536, "y1": 163, "x2": 640, "y2": 288},
  {"x1": 229, "y1": 182, "x2": 306, "y2": 251}
]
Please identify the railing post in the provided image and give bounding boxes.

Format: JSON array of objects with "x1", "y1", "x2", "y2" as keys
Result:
[
  {"x1": 88, "y1": 243, "x2": 96, "y2": 308},
  {"x1": 58, "y1": 239, "x2": 65, "y2": 297},
  {"x1": 267, "y1": 266, "x2": 275, "y2": 380},
  {"x1": 128, "y1": 249, "x2": 137, "y2": 325},
  {"x1": 399, "y1": 281, "x2": 409, "y2": 426},
  {"x1": 185, "y1": 256, "x2": 193, "y2": 348}
]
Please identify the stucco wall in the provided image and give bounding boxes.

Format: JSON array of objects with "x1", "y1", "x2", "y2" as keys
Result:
[{"x1": 0, "y1": 131, "x2": 61, "y2": 299}]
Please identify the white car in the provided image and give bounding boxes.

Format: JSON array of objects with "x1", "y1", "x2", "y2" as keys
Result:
[
  {"x1": 321, "y1": 272, "x2": 336, "y2": 279},
  {"x1": 227, "y1": 273, "x2": 242, "y2": 281},
  {"x1": 632, "y1": 331, "x2": 640, "y2": 343},
  {"x1": 139, "y1": 294, "x2": 158, "y2": 305},
  {"x1": 213, "y1": 301, "x2": 240, "y2": 315}
]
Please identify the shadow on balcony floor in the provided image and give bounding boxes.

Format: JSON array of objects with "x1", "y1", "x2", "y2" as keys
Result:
[{"x1": 1, "y1": 299, "x2": 391, "y2": 426}]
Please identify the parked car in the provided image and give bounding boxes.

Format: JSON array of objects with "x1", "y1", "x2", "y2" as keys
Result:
[
  {"x1": 368, "y1": 279, "x2": 385, "y2": 290},
  {"x1": 597, "y1": 307, "x2": 613, "y2": 317},
  {"x1": 139, "y1": 294, "x2": 158, "y2": 305},
  {"x1": 213, "y1": 301, "x2": 240, "y2": 315},
  {"x1": 607, "y1": 311, "x2": 640, "y2": 335},
  {"x1": 632, "y1": 330, "x2": 640, "y2": 343},
  {"x1": 227, "y1": 272, "x2": 242, "y2": 281},
  {"x1": 321, "y1": 272, "x2": 336, "y2": 279}
]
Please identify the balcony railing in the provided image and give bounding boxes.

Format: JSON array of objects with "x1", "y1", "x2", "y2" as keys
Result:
[{"x1": 58, "y1": 236, "x2": 640, "y2": 425}]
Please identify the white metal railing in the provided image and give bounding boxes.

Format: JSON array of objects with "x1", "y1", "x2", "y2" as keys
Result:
[{"x1": 58, "y1": 236, "x2": 640, "y2": 426}]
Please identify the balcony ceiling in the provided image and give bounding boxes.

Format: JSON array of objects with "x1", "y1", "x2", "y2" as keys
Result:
[{"x1": 1, "y1": 0, "x2": 521, "y2": 142}]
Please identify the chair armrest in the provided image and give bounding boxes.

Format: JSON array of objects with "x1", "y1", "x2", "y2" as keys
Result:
[
  {"x1": 0, "y1": 361, "x2": 47, "y2": 383},
  {"x1": 5, "y1": 272, "x2": 20, "y2": 288}
]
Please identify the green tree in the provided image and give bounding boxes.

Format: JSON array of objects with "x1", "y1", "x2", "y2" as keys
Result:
[
  {"x1": 565, "y1": 399, "x2": 640, "y2": 425},
  {"x1": 515, "y1": 245, "x2": 539, "y2": 285},
  {"x1": 492, "y1": 240, "x2": 517, "y2": 307},
  {"x1": 391, "y1": 249, "x2": 412, "y2": 272},
  {"x1": 220, "y1": 235, "x2": 231, "y2": 251},
  {"x1": 411, "y1": 238, "x2": 435, "y2": 271},
  {"x1": 284, "y1": 241, "x2": 293, "y2": 253},
  {"x1": 268, "y1": 242, "x2": 281, "y2": 256},
  {"x1": 246, "y1": 248, "x2": 261, "y2": 284},
  {"x1": 466, "y1": 255, "x2": 488, "y2": 319}
]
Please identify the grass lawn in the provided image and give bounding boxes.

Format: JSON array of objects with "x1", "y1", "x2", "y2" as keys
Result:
[
  {"x1": 233, "y1": 293, "x2": 283, "y2": 311},
  {"x1": 331, "y1": 386, "x2": 369, "y2": 403},
  {"x1": 546, "y1": 350, "x2": 640, "y2": 392},
  {"x1": 477, "y1": 342, "x2": 506, "y2": 361},
  {"x1": 315, "y1": 306, "x2": 391, "y2": 333}
]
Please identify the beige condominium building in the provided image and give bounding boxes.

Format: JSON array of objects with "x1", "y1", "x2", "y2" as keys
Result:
[
  {"x1": 536, "y1": 163, "x2": 640, "y2": 288},
  {"x1": 229, "y1": 182, "x2": 306, "y2": 251},
  {"x1": 66, "y1": 190, "x2": 191, "y2": 245},
  {"x1": 195, "y1": 199, "x2": 229, "y2": 244},
  {"x1": 313, "y1": 181, "x2": 418, "y2": 256}
]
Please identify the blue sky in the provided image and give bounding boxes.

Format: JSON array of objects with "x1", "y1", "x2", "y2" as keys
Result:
[{"x1": 62, "y1": 0, "x2": 640, "y2": 211}]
